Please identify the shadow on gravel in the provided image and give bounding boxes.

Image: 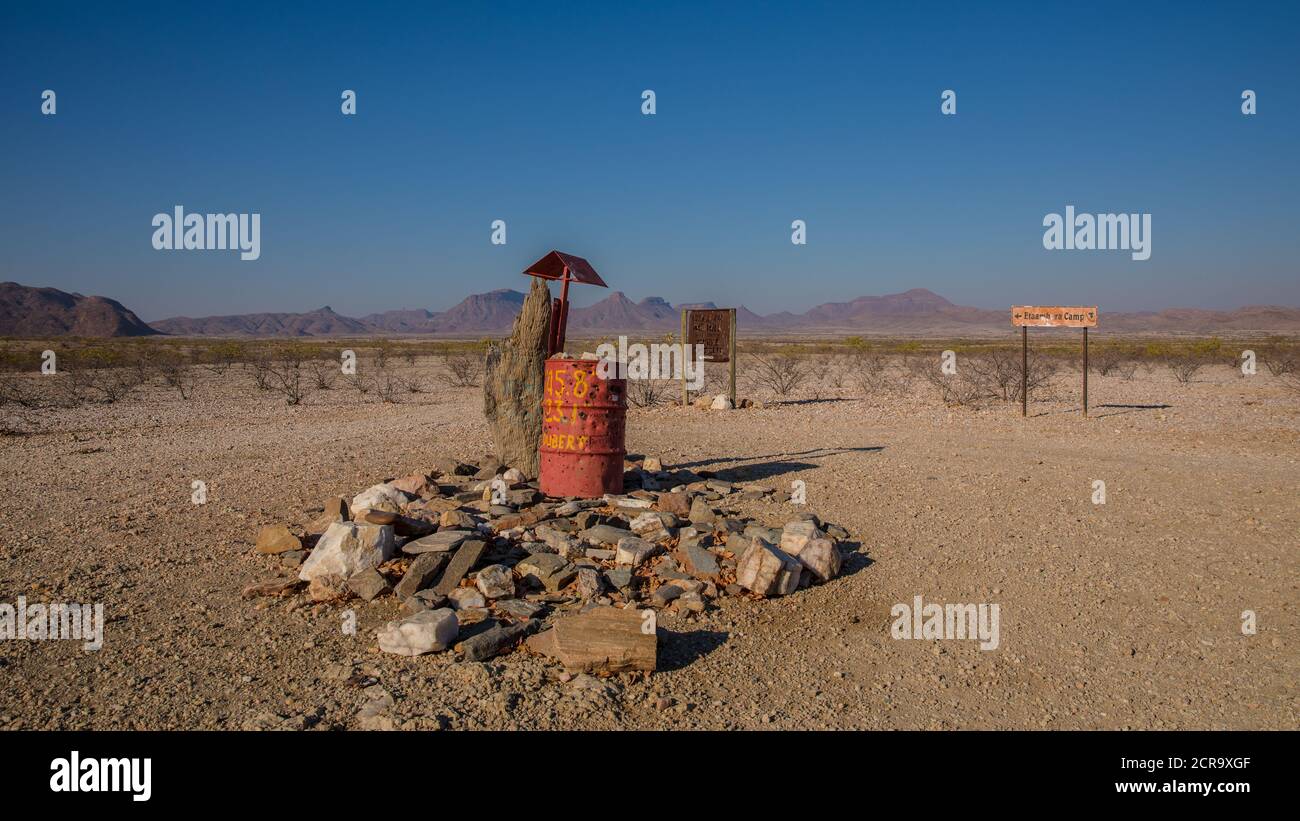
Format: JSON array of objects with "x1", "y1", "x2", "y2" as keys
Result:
[
  {"x1": 768, "y1": 397, "x2": 857, "y2": 406},
  {"x1": 1092, "y1": 403, "x2": 1172, "y2": 418},
  {"x1": 836, "y1": 541, "x2": 873, "y2": 579},
  {"x1": 1031, "y1": 403, "x2": 1171, "y2": 419},
  {"x1": 657, "y1": 627, "x2": 729, "y2": 672},
  {"x1": 679, "y1": 446, "x2": 885, "y2": 482}
]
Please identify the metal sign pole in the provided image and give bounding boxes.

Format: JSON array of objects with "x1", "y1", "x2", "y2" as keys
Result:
[
  {"x1": 1021, "y1": 326, "x2": 1028, "y2": 417},
  {"x1": 1082, "y1": 326, "x2": 1089, "y2": 417}
]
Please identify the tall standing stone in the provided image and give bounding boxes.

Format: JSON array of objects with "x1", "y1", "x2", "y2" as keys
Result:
[{"x1": 483, "y1": 277, "x2": 552, "y2": 479}]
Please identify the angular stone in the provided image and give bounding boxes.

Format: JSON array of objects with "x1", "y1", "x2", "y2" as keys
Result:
[
  {"x1": 658, "y1": 492, "x2": 692, "y2": 516},
  {"x1": 346, "y1": 567, "x2": 390, "y2": 601},
  {"x1": 455, "y1": 606, "x2": 491, "y2": 626},
  {"x1": 506, "y1": 488, "x2": 539, "y2": 506},
  {"x1": 323, "y1": 496, "x2": 350, "y2": 521},
  {"x1": 554, "y1": 499, "x2": 603, "y2": 516},
  {"x1": 240, "y1": 578, "x2": 304, "y2": 599},
  {"x1": 793, "y1": 537, "x2": 841, "y2": 582},
  {"x1": 457, "y1": 622, "x2": 530, "y2": 662},
  {"x1": 710, "y1": 394, "x2": 732, "y2": 410},
  {"x1": 394, "y1": 552, "x2": 448, "y2": 601},
  {"x1": 348, "y1": 483, "x2": 409, "y2": 518},
  {"x1": 431, "y1": 539, "x2": 489, "y2": 596},
  {"x1": 643, "y1": 456, "x2": 663, "y2": 472},
  {"x1": 584, "y1": 548, "x2": 615, "y2": 561},
  {"x1": 255, "y1": 525, "x2": 301, "y2": 555},
  {"x1": 736, "y1": 539, "x2": 802, "y2": 597},
  {"x1": 391, "y1": 473, "x2": 435, "y2": 496},
  {"x1": 652, "y1": 584, "x2": 684, "y2": 607},
  {"x1": 629, "y1": 511, "x2": 678, "y2": 534},
  {"x1": 580, "y1": 524, "x2": 635, "y2": 545},
  {"x1": 615, "y1": 537, "x2": 658, "y2": 567},
  {"x1": 516, "y1": 553, "x2": 577, "y2": 592},
  {"x1": 679, "y1": 543, "x2": 721, "y2": 581},
  {"x1": 495, "y1": 598, "x2": 545, "y2": 620},
  {"x1": 676, "y1": 591, "x2": 706, "y2": 613},
  {"x1": 525, "y1": 606, "x2": 656, "y2": 673},
  {"x1": 299, "y1": 522, "x2": 395, "y2": 582},
  {"x1": 604, "y1": 494, "x2": 652, "y2": 509},
  {"x1": 475, "y1": 564, "x2": 516, "y2": 599},
  {"x1": 377, "y1": 609, "x2": 458, "y2": 656},
  {"x1": 780, "y1": 520, "x2": 824, "y2": 556},
  {"x1": 688, "y1": 497, "x2": 715, "y2": 526},
  {"x1": 603, "y1": 567, "x2": 634, "y2": 591},
  {"x1": 307, "y1": 573, "x2": 348, "y2": 602},
  {"x1": 534, "y1": 524, "x2": 580, "y2": 555},
  {"x1": 440, "y1": 510, "x2": 479, "y2": 529},
  {"x1": 576, "y1": 567, "x2": 603, "y2": 599},
  {"x1": 448, "y1": 587, "x2": 487, "y2": 610},
  {"x1": 642, "y1": 527, "x2": 674, "y2": 545}
]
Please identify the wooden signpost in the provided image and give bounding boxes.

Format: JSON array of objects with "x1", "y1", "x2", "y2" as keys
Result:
[
  {"x1": 1011, "y1": 306, "x2": 1098, "y2": 417},
  {"x1": 681, "y1": 308, "x2": 736, "y2": 407}
]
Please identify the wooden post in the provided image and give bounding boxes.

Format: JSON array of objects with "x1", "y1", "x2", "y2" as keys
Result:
[
  {"x1": 728, "y1": 308, "x2": 737, "y2": 408},
  {"x1": 1082, "y1": 326, "x2": 1089, "y2": 417},
  {"x1": 680, "y1": 309, "x2": 688, "y2": 407},
  {"x1": 1021, "y1": 326, "x2": 1028, "y2": 417}
]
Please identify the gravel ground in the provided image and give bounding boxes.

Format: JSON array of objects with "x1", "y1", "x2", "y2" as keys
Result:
[{"x1": 0, "y1": 359, "x2": 1296, "y2": 730}]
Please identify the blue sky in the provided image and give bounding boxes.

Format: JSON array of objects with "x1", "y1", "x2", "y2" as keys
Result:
[{"x1": 1, "y1": 0, "x2": 1297, "y2": 320}]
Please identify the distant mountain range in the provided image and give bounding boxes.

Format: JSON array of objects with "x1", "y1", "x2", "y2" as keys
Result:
[
  {"x1": 0, "y1": 282, "x2": 157, "y2": 337},
  {"x1": 3, "y1": 281, "x2": 1299, "y2": 338}
]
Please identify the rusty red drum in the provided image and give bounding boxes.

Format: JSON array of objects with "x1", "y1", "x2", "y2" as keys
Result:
[{"x1": 539, "y1": 358, "x2": 626, "y2": 498}]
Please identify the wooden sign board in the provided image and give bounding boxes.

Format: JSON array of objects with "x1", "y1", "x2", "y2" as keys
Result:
[
  {"x1": 1012, "y1": 306, "x2": 1098, "y2": 328},
  {"x1": 681, "y1": 308, "x2": 737, "y2": 408},
  {"x1": 686, "y1": 309, "x2": 733, "y2": 362}
]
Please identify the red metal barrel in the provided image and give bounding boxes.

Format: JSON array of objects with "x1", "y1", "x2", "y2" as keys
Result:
[{"x1": 539, "y1": 358, "x2": 626, "y2": 498}]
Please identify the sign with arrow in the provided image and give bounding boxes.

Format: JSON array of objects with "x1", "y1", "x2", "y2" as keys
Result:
[{"x1": 1011, "y1": 306, "x2": 1098, "y2": 328}]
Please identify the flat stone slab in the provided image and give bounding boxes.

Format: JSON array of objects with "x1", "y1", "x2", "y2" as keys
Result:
[
  {"x1": 580, "y1": 524, "x2": 635, "y2": 545},
  {"x1": 402, "y1": 530, "x2": 471, "y2": 555},
  {"x1": 431, "y1": 540, "x2": 489, "y2": 597}
]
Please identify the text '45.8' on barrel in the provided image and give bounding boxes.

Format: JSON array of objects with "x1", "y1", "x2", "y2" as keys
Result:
[{"x1": 538, "y1": 359, "x2": 627, "y2": 499}]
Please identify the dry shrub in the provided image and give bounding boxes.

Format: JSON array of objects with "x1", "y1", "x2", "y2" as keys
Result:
[
  {"x1": 748, "y1": 353, "x2": 809, "y2": 398},
  {"x1": 1090, "y1": 347, "x2": 1130, "y2": 376},
  {"x1": 1261, "y1": 345, "x2": 1297, "y2": 377},
  {"x1": 264, "y1": 350, "x2": 311, "y2": 405},
  {"x1": 156, "y1": 351, "x2": 197, "y2": 400},
  {"x1": 441, "y1": 353, "x2": 483, "y2": 388},
  {"x1": 627, "y1": 378, "x2": 672, "y2": 408},
  {"x1": 1166, "y1": 355, "x2": 1203, "y2": 384},
  {"x1": 308, "y1": 359, "x2": 337, "y2": 390},
  {"x1": 853, "y1": 353, "x2": 901, "y2": 395},
  {"x1": 925, "y1": 350, "x2": 1057, "y2": 407}
]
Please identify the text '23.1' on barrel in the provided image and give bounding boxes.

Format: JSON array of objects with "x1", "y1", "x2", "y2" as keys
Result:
[{"x1": 538, "y1": 359, "x2": 627, "y2": 499}]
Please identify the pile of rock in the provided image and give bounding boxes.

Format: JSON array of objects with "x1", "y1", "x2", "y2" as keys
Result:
[{"x1": 247, "y1": 455, "x2": 851, "y2": 675}]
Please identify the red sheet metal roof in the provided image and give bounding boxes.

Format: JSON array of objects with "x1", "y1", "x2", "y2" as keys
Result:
[{"x1": 522, "y1": 250, "x2": 607, "y2": 287}]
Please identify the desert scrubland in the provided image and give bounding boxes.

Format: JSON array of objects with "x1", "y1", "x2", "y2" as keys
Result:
[{"x1": 0, "y1": 336, "x2": 1296, "y2": 730}]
